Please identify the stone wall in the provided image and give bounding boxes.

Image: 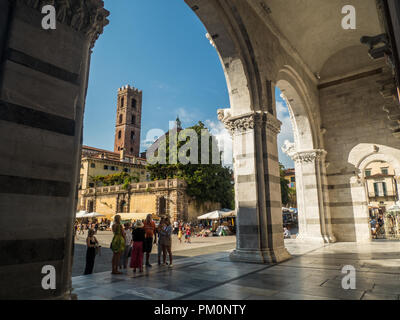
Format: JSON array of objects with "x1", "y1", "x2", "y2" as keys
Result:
[
  {"x1": 320, "y1": 68, "x2": 400, "y2": 242},
  {"x1": 187, "y1": 200, "x2": 221, "y2": 222}
]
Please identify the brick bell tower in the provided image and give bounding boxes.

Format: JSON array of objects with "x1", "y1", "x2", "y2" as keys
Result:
[{"x1": 114, "y1": 84, "x2": 142, "y2": 157}]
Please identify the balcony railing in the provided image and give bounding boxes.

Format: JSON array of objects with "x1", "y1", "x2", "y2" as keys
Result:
[{"x1": 83, "y1": 178, "x2": 186, "y2": 195}]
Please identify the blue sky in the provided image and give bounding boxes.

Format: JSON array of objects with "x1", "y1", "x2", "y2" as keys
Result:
[{"x1": 83, "y1": 0, "x2": 294, "y2": 168}]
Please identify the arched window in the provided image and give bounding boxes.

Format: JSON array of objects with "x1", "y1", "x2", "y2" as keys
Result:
[
  {"x1": 131, "y1": 115, "x2": 136, "y2": 125},
  {"x1": 132, "y1": 99, "x2": 137, "y2": 109},
  {"x1": 118, "y1": 130, "x2": 121, "y2": 139},
  {"x1": 120, "y1": 97, "x2": 124, "y2": 108},
  {"x1": 119, "y1": 114, "x2": 123, "y2": 124},
  {"x1": 131, "y1": 131, "x2": 135, "y2": 140},
  {"x1": 130, "y1": 148, "x2": 133, "y2": 153}
]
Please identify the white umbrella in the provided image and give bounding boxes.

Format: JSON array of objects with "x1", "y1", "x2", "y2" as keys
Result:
[
  {"x1": 76, "y1": 211, "x2": 88, "y2": 218},
  {"x1": 387, "y1": 204, "x2": 400, "y2": 213},
  {"x1": 83, "y1": 212, "x2": 106, "y2": 218},
  {"x1": 197, "y1": 210, "x2": 232, "y2": 220}
]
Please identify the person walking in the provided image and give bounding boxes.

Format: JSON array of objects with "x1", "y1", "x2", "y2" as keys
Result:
[
  {"x1": 120, "y1": 223, "x2": 132, "y2": 270},
  {"x1": 178, "y1": 225, "x2": 183, "y2": 244},
  {"x1": 143, "y1": 214, "x2": 157, "y2": 268},
  {"x1": 111, "y1": 215, "x2": 125, "y2": 275},
  {"x1": 130, "y1": 220, "x2": 145, "y2": 272},
  {"x1": 173, "y1": 220, "x2": 179, "y2": 235},
  {"x1": 185, "y1": 224, "x2": 192, "y2": 243},
  {"x1": 160, "y1": 217, "x2": 173, "y2": 267},
  {"x1": 157, "y1": 218, "x2": 165, "y2": 265},
  {"x1": 84, "y1": 229, "x2": 98, "y2": 275}
]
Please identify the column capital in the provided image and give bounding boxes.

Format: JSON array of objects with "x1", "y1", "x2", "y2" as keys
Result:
[
  {"x1": 21, "y1": 0, "x2": 110, "y2": 49},
  {"x1": 217, "y1": 109, "x2": 281, "y2": 135},
  {"x1": 291, "y1": 149, "x2": 327, "y2": 163}
]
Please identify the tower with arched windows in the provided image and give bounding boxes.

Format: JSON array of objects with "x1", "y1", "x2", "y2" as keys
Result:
[{"x1": 114, "y1": 84, "x2": 142, "y2": 157}]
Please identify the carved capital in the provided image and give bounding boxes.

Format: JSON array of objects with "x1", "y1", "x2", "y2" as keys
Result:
[
  {"x1": 21, "y1": 0, "x2": 110, "y2": 49},
  {"x1": 291, "y1": 149, "x2": 327, "y2": 164},
  {"x1": 218, "y1": 110, "x2": 281, "y2": 135}
]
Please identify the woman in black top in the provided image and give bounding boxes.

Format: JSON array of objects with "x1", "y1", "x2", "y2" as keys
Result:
[
  {"x1": 84, "y1": 229, "x2": 98, "y2": 275},
  {"x1": 130, "y1": 220, "x2": 145, "y2": 272}
]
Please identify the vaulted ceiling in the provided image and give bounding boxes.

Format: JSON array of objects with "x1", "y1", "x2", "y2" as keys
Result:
[{"x1": 262, "y1": 0, "x2": 384, "y2": 80}]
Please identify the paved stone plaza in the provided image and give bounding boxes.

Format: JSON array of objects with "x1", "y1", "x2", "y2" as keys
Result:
[
  {"x1": 72, "y1": 232, "x2": 236, "y2": 277},
  {"x1": 72, "y1": 240, "x2": 400, "y2": 300}
]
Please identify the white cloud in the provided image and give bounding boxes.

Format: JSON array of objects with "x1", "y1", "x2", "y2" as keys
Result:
[
  {"x1": 205, "y1": 119, "x2": 233, "y2": 167},
  {"x1": 176, "y1": 107, "x2": 197, "y2": 124},
  {"x1": 276, "y1": 100, "x2": 295, "y2": 169}
]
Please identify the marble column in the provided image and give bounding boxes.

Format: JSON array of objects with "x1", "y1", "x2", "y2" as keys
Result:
[
  {"x1": 0, "y1": 0, "x2": 109, "y2": 299},
  {"x1": 219, "y1": 109, "x2": 291, "y2": 264},
  {"x1": 284, "y1": 147, "x2": 336, "y2": 243}
]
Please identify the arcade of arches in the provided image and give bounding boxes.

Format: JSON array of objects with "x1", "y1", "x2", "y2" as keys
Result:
[{"x1": 0, "y1": 0, "x2": 399, "y2": 299}]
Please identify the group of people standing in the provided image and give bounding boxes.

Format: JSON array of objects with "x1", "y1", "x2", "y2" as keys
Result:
[
  {"x1": 174, "y1": 220, "x2": 192, "y2": 244},
  {"x1": 83, "y1": 214, "x2": 178, "y2": 275},
  {"x1": 98, "y1": 214, "x2": 173, "y2": 275}
]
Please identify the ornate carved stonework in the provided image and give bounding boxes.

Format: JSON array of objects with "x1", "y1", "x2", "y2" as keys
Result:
[
  {"x1": 379, "y1": 68, "x2": 400, "y2": 137},
  {"x1": 21, "y1": 0, "x2": 110, "y2": 48},
  {"x1": 291, "y1": 149, "x2": 327, "y2": 164},
  {"x1": 218, "y1": 109, "x2": 281, "y2": 135}
]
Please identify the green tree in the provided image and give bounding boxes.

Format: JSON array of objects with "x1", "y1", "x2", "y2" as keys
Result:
[
  {"x1": 280, "y1": 163, "x2": 290, "y2": 206},
  {"x1": 91, "y1": 172, "x2": 140, "y2": 190},
  {"x1": 146, "y1": 122, "x2": 234, "y2": 209}
]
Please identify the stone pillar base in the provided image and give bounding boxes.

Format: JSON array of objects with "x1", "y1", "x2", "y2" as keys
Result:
[
  {"x1": 295, "y1": 232, "x2": 337, "y2": 244},
  {"x1": 229, "y1": 247, "x2": 291, "y2": 264}
]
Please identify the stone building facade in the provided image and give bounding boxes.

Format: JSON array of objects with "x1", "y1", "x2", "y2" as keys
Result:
[
  {"x1": 364, "y1": 161, "x2": 399, "y2": 210},
  {"x1": 0, "y1": 0, "x2": 400, "y2": 299},
  {"x1": 79, "y1": 145, "x2": 149, "y2": 190},
  {"x1": 78, "y1": 178, "x2": 221, "y2": 222}
]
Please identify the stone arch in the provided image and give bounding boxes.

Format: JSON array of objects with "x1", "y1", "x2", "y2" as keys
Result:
[
  {"x1": 344, "y1": 144, "x2": 400, "y2": 241},
  {"x1": 276, "y1": 65, "x2": 317, "y2": 151},
  {"x1": 276, "y1": 66, "x2": 335, "y2": 243},
  {"x1": 186, "y1": 0, "x2": 256, "y2": 116}
]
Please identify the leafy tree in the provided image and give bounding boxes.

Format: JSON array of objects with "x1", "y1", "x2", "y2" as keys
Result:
[
  {"x1": 146, "y1": 122, "x2": 234, "y2": 209},
  {"x1": 91, "y1": 172, "x2": 140, "y2": 190},
  {"x1": 280, "y1": 164, "x2": 291, "y2": 206}
]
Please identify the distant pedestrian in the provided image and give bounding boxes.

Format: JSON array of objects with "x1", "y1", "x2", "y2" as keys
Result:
[
  {"x1": 178, "y1": 226, "x2": 183, "y2": 243},
  {"x1": 173, "y1": 220, "x2": 179, "y2": 235},
  {"x1": 185, "y1": 224, "x2": 191, "y2": 243},
  {"x1": 84, "y1": 229, "x2": 98, "y2": 275},
  {"x1": 111, "y1": 215, "x2": 125, "y2": 275},
  {"x1": 157, "y1": 218, "x2": 166, "y2": 265},
  {"x1": 120, "y1": 223, "x2": 132, "y2": 269},
  {"x1": 130, "y1": 220, "x2": 145, "y2": 272},
  {"x1": 160, "y1": 217, "x2": 173, "y2": 267},
  {"x1": 79, "y1": 223, "x2": 84, "y2": 235},
  {"x1": 143, "y1": 214, "x2": 157, "y2": 268}
]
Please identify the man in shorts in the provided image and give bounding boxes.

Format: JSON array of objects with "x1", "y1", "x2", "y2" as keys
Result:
[{"x1": 143, "y1": 214, "x2": 157, "y2": 267}]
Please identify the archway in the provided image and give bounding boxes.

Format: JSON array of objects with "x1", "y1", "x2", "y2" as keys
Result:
[
  {"x1": 276, "y1": 66, "x2": 335, "y2": 243},
  {"x1": 347, "y1": 144, "x2": 400, "y2": 241}
]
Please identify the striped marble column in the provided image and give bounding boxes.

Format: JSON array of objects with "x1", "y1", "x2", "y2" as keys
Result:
[
  {"x1": 219, "y1": 109, "x2": 291, "y2": 264},
  {"x1": 0, "y1": 1, "x2": 108, "y2": 299},
  {"x1": 290, "y1": 149, "x2": 336, "y2": 243}
]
